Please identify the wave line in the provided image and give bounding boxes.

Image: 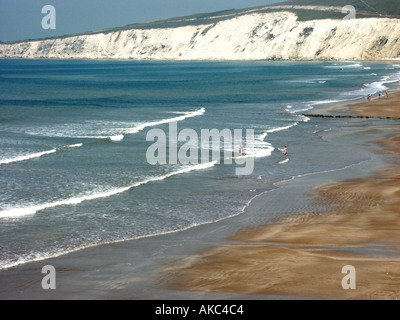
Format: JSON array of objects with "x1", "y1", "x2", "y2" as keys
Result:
[
  {"x1": 0, "y1": 160, "x2": 217, "y2": 219},
  {"x1": 0, "y1": 149, "x2": 57, "y2": 165}
]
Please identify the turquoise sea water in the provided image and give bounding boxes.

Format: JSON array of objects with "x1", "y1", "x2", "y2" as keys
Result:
[{"x1": 0, "y1": 59, "x2": 399, "y2": 269}]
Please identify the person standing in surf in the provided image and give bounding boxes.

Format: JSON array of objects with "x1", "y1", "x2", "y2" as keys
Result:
[{"x1": 282, "y1": 146, "x2": 287, "y2": 156}]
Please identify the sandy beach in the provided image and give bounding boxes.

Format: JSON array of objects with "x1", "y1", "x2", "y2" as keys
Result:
[{"x1": 163, "y1": 90, "x2": 400, "y2": 300}]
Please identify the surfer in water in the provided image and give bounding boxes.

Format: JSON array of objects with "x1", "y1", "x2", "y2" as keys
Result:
[{"x1": 282, "y1": 146, "x2": 287, "y2": 156}]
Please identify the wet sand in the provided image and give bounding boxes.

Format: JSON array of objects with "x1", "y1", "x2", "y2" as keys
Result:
[
  {"x1": 163, "y1": 90, "x2": 400, "y2": 300},
  {"x1": 351, "y1": 90, "x2": 400, "y2": 119}
]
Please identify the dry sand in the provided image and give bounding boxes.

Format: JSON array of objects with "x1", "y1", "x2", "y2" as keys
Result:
[{"x1": 163, "y1": 90, "x2": 400, "y2": 300}]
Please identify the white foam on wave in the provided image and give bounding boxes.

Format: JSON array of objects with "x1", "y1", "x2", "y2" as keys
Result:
[
  {"x1": 249, "y1": 145, "x2": 275, "y2": 158},
  {"x1": 343, "y1": 71, "x2": 400, "y2": 97},
  {"x1": 381, "y1": 73, "x2": 400, "y2": 84},
  {"x1": 233, "y1": 147, "x2": 274, "y2": 160},
  {"x1": 246, "y1": 134, "x2": 275, "y2": 159},
  {"x1": 297, "y1": 115, "x2": 310, "y2": 122},
  {"x1": 25, "y1": 108, "x2": 206, "y2": 142},
  {"x1": 288, "y1": 98, "x2": 349, "y2": 114},
  {"x1": 325, "y1": 62, "x2": 363, "y2": 69},
  {"x1": 256, "y1": 131, "x2": 269, "y2": 142},
  {"x1": 66, "y1": 143, "x2": 83, "y2": 148},
  {"x1": 102, "y1": 107, "x2": 206, "y2": 141},
  {"x1": 266, "y1": 122, "x2": 299, "y2": 133},
  {"x1": 310, "y1": 99, "x2": 347, "y2": 106},
  {"x1": 286, "y1": 104, "x2": 314, "y2": 114},
  {"x1": 126, "y1": 107, "x2": 205, "y2": 135},
  {"x1": 247, "y1": 123, "x2": 301, "y2": 159},
  {"x1": 109, "y1": 134, "x2": 124, "y2": 142},
  {"x1": 0, "y1": 143, "x2": 85, "y2": 165},
  {"x1": 223, "y1": 132, "x2": 275, "y2": 160},
  {"x1": 346, "y1": 81, "x2": 387, "y2": 97},
  {"x1": 70, "y1": 135, "x2": 111, "y2": 139},
  {"x1": 247, "y1": 123, "x2": 297, "y2": 159},
  {"x1": 109, "y1": 107, "x2": 206, "y2": 140},
  {"x1": 0, "y1": 160, "x2": 217, "y2": 219},
  {"x1": 252, "y1": 120, "x2": 302, "y2": 156},
  {"x1": 0, "y1": 149, "x2": 56, "y2": 165},
  {"x1": 278, "y1": 158, "x2": 289, "y2": 164}
]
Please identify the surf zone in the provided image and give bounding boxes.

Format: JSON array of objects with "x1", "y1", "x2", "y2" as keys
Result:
[{"x1": 146, "y1": 122, "x2": 255, "y2": 175}]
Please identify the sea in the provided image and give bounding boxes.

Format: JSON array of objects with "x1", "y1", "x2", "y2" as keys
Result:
[{"x1": 1, "y1": 59, "x2": 399, "y2": 270}]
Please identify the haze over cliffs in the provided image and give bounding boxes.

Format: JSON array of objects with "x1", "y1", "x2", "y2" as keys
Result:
[{"x1": 1, "y1": 2, "x2": 399, "y2": 60}]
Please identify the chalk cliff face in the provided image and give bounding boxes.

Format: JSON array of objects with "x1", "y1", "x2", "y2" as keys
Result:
[{"x1": 0, "y1": 12, "x2": 399, "y2": 60}]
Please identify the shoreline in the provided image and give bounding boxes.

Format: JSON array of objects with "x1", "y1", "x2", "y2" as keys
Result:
[
  {"x1": 1, "y1": 58, "x2": 400, "y2": 63},
  {"x1": 0, "y1": 76, "x2": 399, "y2": 300},
  {"x1": 162, "y1": 90, "x2": 400, "y2": 300}
]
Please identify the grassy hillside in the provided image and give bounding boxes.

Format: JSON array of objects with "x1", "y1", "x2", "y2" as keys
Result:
[
  {"x1": 283, "y1": 0, "x2": 400, "y2": 15},
  {"x1": 105, "y1": 0, "x2": 399, "y2": 31}
]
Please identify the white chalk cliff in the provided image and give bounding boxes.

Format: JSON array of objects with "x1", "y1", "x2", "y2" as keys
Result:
[{"x1": 1, "y1": 11, "x2": 399, "y2": 60}]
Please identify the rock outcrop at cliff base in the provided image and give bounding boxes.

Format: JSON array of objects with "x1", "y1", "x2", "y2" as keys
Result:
[{"x1": 0, "y1": 12, "x2": 399, "y2": 60}]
